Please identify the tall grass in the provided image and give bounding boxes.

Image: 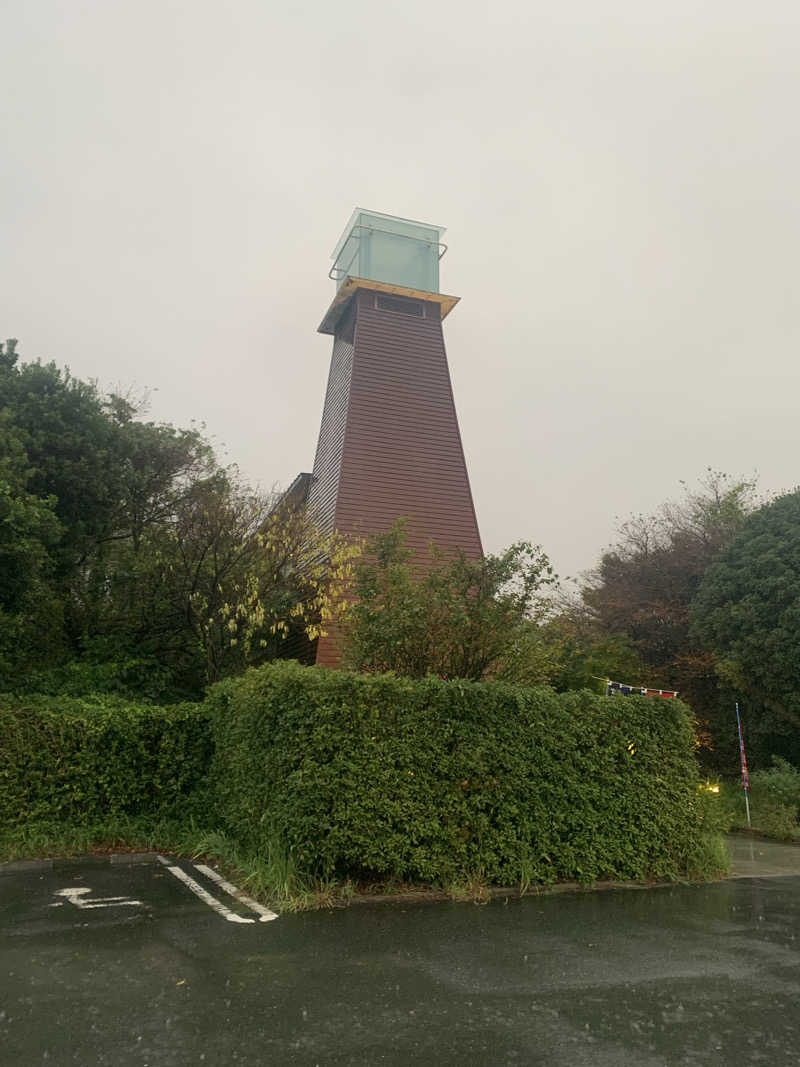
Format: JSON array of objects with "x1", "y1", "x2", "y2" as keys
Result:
[{"x1": 0, "y1": 817, "x2": 352, "y2": 911}]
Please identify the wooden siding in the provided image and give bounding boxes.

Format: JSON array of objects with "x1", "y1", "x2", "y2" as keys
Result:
[
  {"x1": 306, "y1": 336, "x2": 354, "y2": 538},
  {"x1": 314, "y1": 287, "x2": 482, "y2": 667},
  {"x1": 334, "y1": 290, "x2": 482, "y2": 558}
]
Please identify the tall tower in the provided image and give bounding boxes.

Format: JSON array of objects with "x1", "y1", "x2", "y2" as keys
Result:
[{"x1": 308, "y1": 209, "x2": 482, "y2": 666}]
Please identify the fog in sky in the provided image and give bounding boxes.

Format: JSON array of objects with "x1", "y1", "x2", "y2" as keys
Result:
[{"x1": 3, "y1": 2, "x2": 799, "y2": 579}]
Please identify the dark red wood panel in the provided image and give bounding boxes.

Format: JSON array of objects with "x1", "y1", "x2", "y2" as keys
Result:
[{"x1": 312, "y1": 287, "x2": 482, "y2": 667}]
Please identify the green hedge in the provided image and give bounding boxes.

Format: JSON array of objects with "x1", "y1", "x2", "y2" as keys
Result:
[
  {"x1": 209, "y1": 662, "x2": 717, "y2": 886},
  {"x1": 0, "y1": 694, "x2": 212, "y2": 829}
]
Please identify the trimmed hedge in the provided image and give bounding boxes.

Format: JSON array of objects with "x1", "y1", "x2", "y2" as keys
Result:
[
  {"x1": 209, "y1": 662, "x2": 716, "y2": 886},
  {"x1": 0, "y1": 694, "x2": 212, "y2": 828}
]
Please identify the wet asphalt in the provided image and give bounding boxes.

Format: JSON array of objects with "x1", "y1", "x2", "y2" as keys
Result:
[{"x1": 1, "y1": 839, "x2": 799, "y2": 1066}]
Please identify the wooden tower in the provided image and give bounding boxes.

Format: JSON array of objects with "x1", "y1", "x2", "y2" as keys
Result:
[{"x1": 306, "y1": 209, "x2": 482, "y2": 666}]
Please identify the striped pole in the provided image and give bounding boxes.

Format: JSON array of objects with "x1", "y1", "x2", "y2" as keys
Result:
[{"x1": 735, "y1": 702, "x2": 751, "y2": 828}]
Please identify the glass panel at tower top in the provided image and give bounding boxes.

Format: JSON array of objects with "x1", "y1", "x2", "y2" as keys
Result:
[{"x1": 330, "y1": 209, "x2": 446, "y2": 293}]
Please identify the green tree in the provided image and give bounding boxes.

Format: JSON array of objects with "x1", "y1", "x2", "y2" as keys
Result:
[
  {"x1": 579, "y1": 471, "x2": 757, "y2": 756},
  {"x1": 0, "y1": 407, "x2": 64, "y2": 680},
  {"x1": 691, "y1": 490, "x2": 800, "y2": 766},
  {"x1": 340, "y1": 520, "x2": 556, "y2": 682},
  {"x1": 105, "y1": 398, "x2": 216, "y2": 552},
  {"x1": 65, "y1": 404, "x2": 219, "y2": 655},
  {"x1": 1, "y1": 340, "x2": 354, "y2": 698},
  {"x1": 539, "y1": 605, "x2": 646, "y2": 695},
  {"x1": 0, "y1": 341, "x2": 122, "y2": 574},
  {"x1": 101, "y1": 471, "x2": 357, "y2": 691}
]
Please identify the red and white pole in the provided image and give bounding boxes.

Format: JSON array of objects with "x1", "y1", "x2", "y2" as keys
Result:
[{"x1": 736, "y1": 702, "x2": 751, "y2": 828}]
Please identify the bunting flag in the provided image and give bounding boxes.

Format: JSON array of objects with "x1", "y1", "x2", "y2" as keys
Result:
[
  {"x1": 604, "y1": 679, "x2": 679, "y2": 699},
  {"x1": 606, "y1": 681, "x2": 636, "y2": 696}
]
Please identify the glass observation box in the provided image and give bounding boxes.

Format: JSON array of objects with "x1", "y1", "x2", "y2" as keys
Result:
[{"x1": 329, "y1": 209, "x2": 446, "y2": 294}]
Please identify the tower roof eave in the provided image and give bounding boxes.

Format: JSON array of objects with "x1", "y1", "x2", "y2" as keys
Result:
[{"x1": 318, "y1": 277, "x2": 460, "y2": 336}]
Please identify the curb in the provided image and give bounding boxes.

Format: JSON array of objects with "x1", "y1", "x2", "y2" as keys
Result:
[
  {"x1": 110, "y1": 852, "x2": 161, "y2": 866},
  {"x1": 0, "y1": 852, "x2": 161, "y2": 875},
  {"x1": 0, "y1": 858, "x2": 53, "y2": 874},
  {"x1": 346, "y1": 877, "x2": 678, "y2": 907},
  {"x1": 729, "y1": 828, "x2": 800, "y2": 848}
]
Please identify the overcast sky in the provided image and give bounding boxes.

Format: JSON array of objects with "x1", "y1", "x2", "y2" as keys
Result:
[{"x1": 3, "y1": 2, "x2": 799, "y2": 579}]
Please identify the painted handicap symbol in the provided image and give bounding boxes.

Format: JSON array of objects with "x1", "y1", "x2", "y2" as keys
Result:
[{"x1": 50, "y1": 887, "x2": 144, "y2": 910}]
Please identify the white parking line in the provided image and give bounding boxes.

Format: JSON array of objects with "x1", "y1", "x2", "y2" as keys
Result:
[
  {"x1": 162, "y1": 864, "x2": 255, "y2": 924},
  {"x1": 194, "y1": 863, "x2": 278, "y2": 922}
]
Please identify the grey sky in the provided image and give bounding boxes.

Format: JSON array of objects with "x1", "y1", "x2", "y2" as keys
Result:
[{"x1": 3, "y1": 1, "x2": 799, "y2": 579}]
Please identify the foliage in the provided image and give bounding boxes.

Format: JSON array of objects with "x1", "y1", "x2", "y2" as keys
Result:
[
  {"x1": 208, "y1": 661, "x2": 726, "y2": 888},
  {"x1": 0, "y1": 816, "x2": 342, "y2": 912},
  {"x1": 98, "y1": 470, "x2": 358, "y2": 690},
  {"x1": 21, "y1": 647, "x2": 178, "y2": 704},
  {"x1": 0, "y1": 814, "x2": 208, "y2": 862},
  {"x1": 538, "y1": 606, "x2": 646, "y2": 695},
  {"x1": 339, "y1": 520, "x2": 556, "y2": 682},
  {"x1": 719, "y1": 760, "x2": 800, "y2": 840},
  {"x1": 491, "y1": 619, "x2": 564, "y2": 689},
  {"x1": 577, "y1": 470, "x2": 758, "y2": 765},
  {"x1": 0, "y1": 668, "x2": 728, "y2": 902},
  {"x1": 691, "y1": 491, "x2": 800, "y2": 766},
  {"x1": 0, "y1": 403, "x2": 65, "y2": 679},
  {"x1": 746, "y1": 803, "x2": 800, "y2": 841},
  {"x1": 750, "y1": 757, "x2": 800, "y2": 810},
  {"x1": 0, "y1": 339, "x2": 123, "y2": 574},
  {"x1": 583, "y1": 470, "x2": 755, "y2": 680},
  {"x1": 0, "y1": 340, "x2": 347, "y2": 697},
  {"x1": 0, "y1": 693, "x2": 213, "y2": 829},
  {"x1": 722, "y1": 787, "x2": 799, "y2": 841}
]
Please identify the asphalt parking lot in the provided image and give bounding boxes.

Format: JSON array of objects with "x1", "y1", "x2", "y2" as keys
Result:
[{"x1": 2, "y1": 841, "x2": 800, "y2": 1066}]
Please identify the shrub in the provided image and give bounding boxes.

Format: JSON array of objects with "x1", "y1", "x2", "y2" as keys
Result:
[
  {"x1": 750, "y1": 757, "x2": 800, "y2": 811},
  {"x1": 339, "y1": 520, "x2": 556, "y2": 682},
  {"x1": 748, "y1": 802, "x2": 799, "y2": 840},
  {"x1": 723, "y1": 757, "x2": 800, "y2": 840},
  {"x1": 0, "y1": 693, "x2": 212, "y2": 829},
  {"x1": 209, "y1": 662, "x2": 722, "y2": 887}
]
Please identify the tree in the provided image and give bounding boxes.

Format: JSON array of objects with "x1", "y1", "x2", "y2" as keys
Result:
[
  {"x1": 579, "y1": 471, "x2": 757, "y2": 739},
  {"x1": 0, "y1": 341, "x2": 123, "y2": 574},
  {"x1": 691, "y1": 490, "x2": 800, "y2": 766},
  {"x1": 64, "y1": 405, "x2": 220, "y2": 657},
  {"x1": 538, "y1": 604, "x2": 646, "y2": 695},
  {"x1": 0, "y1": 340, "x2": 357, "y2": 697},
  {"x1": 0, "y1": 407, "x2": 64, "y2": 680},
  {"x1": 339, "y1": 520, "x2": 556, "y2": 682},
  {"x1": 105, "y1": 399, "x2": 216, "y2": 553},
  {"x1": 132, "y1": 473, "x2": 357, "y2": 688}
]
